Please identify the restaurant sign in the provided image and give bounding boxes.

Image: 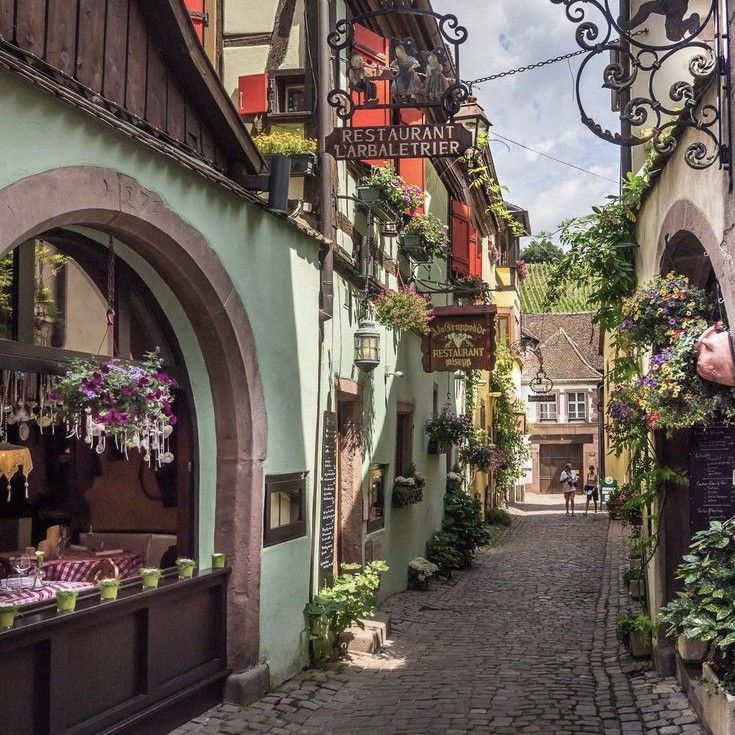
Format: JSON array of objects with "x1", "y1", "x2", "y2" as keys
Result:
[
  {"x1": 325, "y1": 124, "x2": 472, "y2": 161},
  {"x1": 422, "y1": 305, "x2": 497, "y2": 373}
]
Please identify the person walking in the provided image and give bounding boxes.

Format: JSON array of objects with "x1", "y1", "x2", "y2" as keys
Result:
[
  {"x1": 584, "y1": 465, "x2": 599, "y2": 515},
  {"x1": 560, "y1": 463, "x2": 578, "y2": 516}
]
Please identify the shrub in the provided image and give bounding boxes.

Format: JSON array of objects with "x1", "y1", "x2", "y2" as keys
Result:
[
  {"x1": 304, "y1": 560, "x2": 389, "y2": 667},
  {"x1": 617, "y1": 611, "x2": 655, "y2": 647},
  {"x1": 487, "y1": 508, "x2": 512, "y2": 527},
  {"x1": 426, "y1": 530, "x2": 463, "y2": 578},
  {"x1": 439, "y1": 486, "x2": 491, "y2": 569}
]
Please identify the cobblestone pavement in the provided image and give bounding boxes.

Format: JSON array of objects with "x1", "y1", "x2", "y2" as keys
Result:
[{"x1": 173, "y1": 510, "x2": 703, "y2": 735}]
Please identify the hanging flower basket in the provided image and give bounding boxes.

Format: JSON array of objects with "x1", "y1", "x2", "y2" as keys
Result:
[
  {"x1": 52, "y1": 350, "x2": 177, "y2": 467},
  {"x1": 400, "y1": 213, "x2": 449, "y2": 262},
  {"x1": 375, "y1": 287, "x2": 434, "y2": 335},
  {"x1": 425, "y1": 407, "x2": 473, "y2": 449},
  {"x1": 514, "y1": 259, "x2": 529, "y2": 282},
  {"x1": 461, "y1": 440, "x2": 508, "y2": 473},
  {"x1": 358, "y1": 163, "x2": 423, "y2": 223}
]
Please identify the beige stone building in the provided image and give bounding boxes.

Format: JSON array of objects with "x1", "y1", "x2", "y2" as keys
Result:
[{"x1": 521, "y1": 313, "x2": 602, "y2": 494}]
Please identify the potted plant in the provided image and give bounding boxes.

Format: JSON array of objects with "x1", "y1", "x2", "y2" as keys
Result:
[
  {"x1": 399, "y1": 213, "x2": 449, "y2": 263},
  {"x1": 358, "y1": 164, "x2": 423, "y2": 219},
  {"x1": 52, "y1": 350, "x2": 178, "y2": 466},
  {"x1": 211, "y1": 553, "x2": 226, "y2": 569},
  {"x1": 617, "y1": 611, "x2": 654, "y2": 657},
  {"x1": 140, "y1": 567, "x2": 162, "y2": 589},
  {"x1": 375, "y1": 286, "x2": 434, "y2": 335},
  {"x1": 424, "y1": 407, "x2": 473, "y2": 452},
  {"x1": 0, "y1": 603, "x2": 18, "y2": 629},
  {"x1": 252, "y1": 130, "x2": 318, "y2": 175},
  {"x1": 407, "y1": 557, "x2": 439, "y2": 591},
  {"x1": 461, "y1": 434, "x2": 507, "y2": 473},
  {"x1": 662, "y1": 518, "x2": 735, "y2": 691},
  {"x1": 392, "y1": 467, "x2": 425, "y2": 508},
  {"x1": 623, "y1": 568, "x2": 644, "y2": 600},
  {"x1": 176, "y1": 558, "x2": 196, "y2": 579},
  {"x1": 56, "y1": 589, "x2": 79, "y2": 613},
  {"x1": 98, "y1": 578, "x2": 120, "y2": 601}
]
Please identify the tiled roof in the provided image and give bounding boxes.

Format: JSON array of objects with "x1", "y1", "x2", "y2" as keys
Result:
[{"x1": 521, "y1": 313, "x2": 603, "y2": 382}]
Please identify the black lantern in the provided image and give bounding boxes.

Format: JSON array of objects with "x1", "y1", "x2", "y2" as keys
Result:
[
  {"x1": 354, "y1": 320, "x2": 381, "y2": 373},
  {"x1": 455, "y1": 96, "x2": 491, "y2": 149}
]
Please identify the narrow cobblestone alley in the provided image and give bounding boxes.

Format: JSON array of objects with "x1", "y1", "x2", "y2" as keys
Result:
[{"x1": 174, "y1": 508, "x2": 703, "y2": 735}]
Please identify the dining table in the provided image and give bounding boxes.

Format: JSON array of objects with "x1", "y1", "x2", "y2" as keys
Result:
[
  {"x1": 40, "y1": 549, "x2": 145, "y2": 583},
  {"x1": 0, "y1": 580, "x2": 94, "y2": 607}
]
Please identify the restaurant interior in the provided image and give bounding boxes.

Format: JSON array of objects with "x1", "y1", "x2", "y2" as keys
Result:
[{"x1": 0, "y1": 229, "x2": 194, "y2": 610}]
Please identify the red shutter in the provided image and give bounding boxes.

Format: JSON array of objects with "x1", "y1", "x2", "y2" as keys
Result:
[
  {"x1": 184, "y1": 0, "x2": 205, "y2": 43},
  {"x1": 451, "y1": 200, "x2": 471, "y2": 276},
  {"x1": 352, "y1": 23, "x2": 390, "y2": 166},
  {"x1": 469, "y1": 226, "x2": 482, "y2": 278},
  {"x1": 238, "y1": 73, "x2": 269, "y2": 115},
  {"x1": 398, "y1": 109, "x2": 425, "y2": 213}
]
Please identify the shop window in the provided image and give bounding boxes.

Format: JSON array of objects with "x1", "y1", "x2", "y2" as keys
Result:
[
  {"x1": 567, "y1": 392, "x2": 587, "y2": 421},
  {"x1": 395, "y1": 404, "x2": 414, "y2": 476},
  {"x1": 367, "y1": 464, "x2": 385, "y2": 534},
  {"x1": 264, "y1": 472, "x2": 307, "y2": 546},
  {"x1": 272, "y1": 70, "x2": 310, "y2": 114},
  {"x1": 538, "y1": 399, "x2": 557, "y2": 422}
]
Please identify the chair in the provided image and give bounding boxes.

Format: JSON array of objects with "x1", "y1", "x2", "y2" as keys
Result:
[{"x1": 87, "y1": 558, "x2": 119, "y2": 583}]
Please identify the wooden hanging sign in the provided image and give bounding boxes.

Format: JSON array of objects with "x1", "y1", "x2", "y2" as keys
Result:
[
  {"x1": 422, "y1": 305, "x2": 497, "y2": 373},
  {"x1": 325, "y1": 124, "x2": 472, "y2": 161}
]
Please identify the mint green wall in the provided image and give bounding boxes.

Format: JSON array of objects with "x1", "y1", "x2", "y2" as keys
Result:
[
  {"x1": 0, "y1": 71, "x2": 323, "y2": 685},
  {"x1": 330, "y1": 277, "x2": 448, "y2": 599}
]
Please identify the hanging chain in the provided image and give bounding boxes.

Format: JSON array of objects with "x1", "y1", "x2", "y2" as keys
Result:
[{"x1": 464, "y1": 31, "x2": 648, "y2": 89}]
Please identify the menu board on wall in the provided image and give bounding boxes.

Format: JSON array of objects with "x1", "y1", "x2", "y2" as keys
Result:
[
  {"x1": 690, "y1": 425, "x2": 735, "y2": 534},
  {"x1": 319, "y1": 411, "x2": 338, "y2": 579}
]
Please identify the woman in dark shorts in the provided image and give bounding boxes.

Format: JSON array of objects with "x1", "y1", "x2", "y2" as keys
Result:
[{"x1": 584, "y1": 465, "x2": 599, "y2": 515}]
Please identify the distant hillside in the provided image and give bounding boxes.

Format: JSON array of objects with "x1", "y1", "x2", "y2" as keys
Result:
[{"x1": 520, "y1": 263, "x2": 594, "y2": 313}]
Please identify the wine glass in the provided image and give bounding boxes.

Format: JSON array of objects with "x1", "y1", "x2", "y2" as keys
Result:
[{"x1": 14, "y1": 554, "x2": 31, "y2": 587}]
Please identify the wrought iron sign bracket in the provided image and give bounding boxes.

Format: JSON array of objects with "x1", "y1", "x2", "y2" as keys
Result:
[
  {"x1": 327, "y1": 0, "x2": 470, "y2": 123},
  {"x1": 552, "y1": 0, "x2": 732, "y2": 185}
]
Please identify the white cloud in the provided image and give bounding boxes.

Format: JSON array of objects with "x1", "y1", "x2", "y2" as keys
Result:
[{"x1": 432, "y1": 0, "x2": 621, "y2": 239}]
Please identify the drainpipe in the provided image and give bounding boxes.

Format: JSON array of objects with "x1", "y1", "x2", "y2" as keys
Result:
[
  {"x1": 318, "y1": 0, "x2": 334, "y2": 320},
  {"x1": 619, "y1": 0, "x2": 633, "y2": 180}
]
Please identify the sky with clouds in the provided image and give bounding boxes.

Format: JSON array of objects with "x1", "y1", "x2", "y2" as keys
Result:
[{"x1": 432, "y1": 0, "x2": 622, "y2": 242}]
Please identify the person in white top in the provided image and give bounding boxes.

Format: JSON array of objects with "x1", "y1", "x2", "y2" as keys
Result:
[{"x1": 560, "y1": 463, "x2": 578, "y2": 516}]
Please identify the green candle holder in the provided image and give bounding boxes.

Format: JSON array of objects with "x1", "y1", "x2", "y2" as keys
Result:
[
  {"x1": 211, "y1": 553, "x2": 226, "y2": 570},
  {"x1": 98, "y1": 579, "x2": 120, "y2": 600},
  {"x1": 140, "y1": 568, "x2": 162, "y2": 589},
  {"x1": 176, "y1": 558, "x2": 196, "y2": 579},
  {"x1": 56, "y1": 590, "x2": 78, "y2": 613},
  {"x1": 0, "y1": 604, "x2": 18, "y2": 629}
]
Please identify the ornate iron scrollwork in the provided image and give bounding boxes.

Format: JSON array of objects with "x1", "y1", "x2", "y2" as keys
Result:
[
  {"x1": 552, "y1": 0, "x2": 731, "y2": 175},
  {"x1": 327, "y1": 3, "x2": 470, "y2": 122}
]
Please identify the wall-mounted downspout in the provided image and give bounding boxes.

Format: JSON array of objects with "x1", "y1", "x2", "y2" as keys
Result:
[{"x1": 318, "y1": 0, "x2": 334, "y2": 320}]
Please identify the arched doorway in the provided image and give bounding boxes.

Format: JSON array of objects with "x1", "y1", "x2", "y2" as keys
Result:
[{"x1": 0, "y1": 166, "x2": 267, "y2": 670}]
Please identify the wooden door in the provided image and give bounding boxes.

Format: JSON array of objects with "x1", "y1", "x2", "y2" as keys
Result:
[{"x1": 539, "y1": 444, "x2": 583, "y2": 493}]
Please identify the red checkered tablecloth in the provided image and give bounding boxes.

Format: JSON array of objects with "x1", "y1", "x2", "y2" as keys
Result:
[
  {"x1": 41, "y1": 551, "x2": 145, "y2": 583},
  {"x1": 0, "y1": 581, "x2": 94, "y2": 607}
]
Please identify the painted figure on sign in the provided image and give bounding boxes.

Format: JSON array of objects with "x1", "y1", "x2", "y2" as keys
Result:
[
  {"x1": 348, "y1": 53, "x2": 378, "y2": 104},
  {"x1": 621, "y1": 0, "x2": 701, "y2": 42},
  {"x1": 423, "y1": 48, "x2": 450, "y2": 99},
  {"x1": 390, "y1": 38, "x2": 423, "y2": 101}
]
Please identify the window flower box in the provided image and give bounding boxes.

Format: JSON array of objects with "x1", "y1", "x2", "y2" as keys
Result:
[
  {"x1": 264, "y1": 153, "x2": 317, "y2": 176},
  {"x1": 392, "y1": 474, "x2": 425, "y2": 508}
]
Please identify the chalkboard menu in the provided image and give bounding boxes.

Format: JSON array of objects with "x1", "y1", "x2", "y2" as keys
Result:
[
  {"x1": 690, "y1": 425, "x2": 735, "y2": 534},
  {"x1": 319, "y1": 411, "x2": 338, "y2": 579}
]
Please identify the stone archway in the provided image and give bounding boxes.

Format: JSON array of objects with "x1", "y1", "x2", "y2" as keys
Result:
[
  {"x1": 0, "y1": 166, "x2": 267, "y2": 670},
  {"x1": 655, "y1": 198, "x2": 735, "y2": 323}
]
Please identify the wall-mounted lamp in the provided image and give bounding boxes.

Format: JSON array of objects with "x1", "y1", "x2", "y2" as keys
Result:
[{"x1": 354, "y1": 320, "x2": 381, "y2": 373}]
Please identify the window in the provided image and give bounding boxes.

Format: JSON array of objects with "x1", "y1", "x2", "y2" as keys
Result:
[
  {"x1": 264, "y1": 473, "x2": 307, "y2": 546},
  {"x1": 538, "y1": 399, "x2": 557, "y2": 422},
  {"x1": 568, "y1": 392, "x2": 587, "y2": 421},
  {"x1": 367, "y1": 464, "x2": 385, "y2": 533},
  {"x1": 395, "y1": 404, "x2": 414, "y2": 476}
]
